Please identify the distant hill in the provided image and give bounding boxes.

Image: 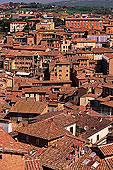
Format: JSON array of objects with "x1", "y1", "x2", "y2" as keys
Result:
[{"x1": 51, "y1": 0, "x2": 113, "y2": 8}]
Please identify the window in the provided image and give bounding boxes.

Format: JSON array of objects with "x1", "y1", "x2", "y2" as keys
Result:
[
  {"x1": 92, "y1": 161, "x2": 100, "y2": 168},
  {"x1": 59, "y1": 70, "x2": 62, "y2": 72},
  {"x1": 0, "y1": 155, "x2": 2, "y2": 159},
  {"x1": 82, "y1": 159, "x2": 90, "y2": 165},
  {"x1": 36, "y1": 139, "x2": 39, "y2": 146},
  {"x1": 97, "y1": 134, "x2": 99, "y2": 141},
  {"x1": 18, "y1": 115, "x2": 22, "y2": 122},
  {"x1": 90, "y1": 152, "x2": 96, "y2": 158},
  {"x1": 66, "y1": 70, "x2": 68, "y2": 72},
  {"x1": 59, "y1": 65, "x2": 62, "y2": 67},
  {"x1": 26, "y1": 136, "x2": 29, "y2": 143},
  {"x1": 111, "y1": 90, "x2": 113, "y2": 96},
  {"x1": 66, "y1": 74, "x2": 68, "y2": 77},
  {"x1": 105, "y1": 88, "x2": 109, "y2": 95},
  {"x1": 91, "y1": 139, "x2": 93, "y2": 143},
  {"x1": 70, "y1": 127, "x2": 73, "y2": 133}
]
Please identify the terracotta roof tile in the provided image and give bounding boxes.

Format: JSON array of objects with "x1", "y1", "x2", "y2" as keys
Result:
[
  {"x1": 0, "y1": 127, "x2": 27, "y2": 154},
  {"x1": 25, "y1": 159, "x2": 43, "y2": 170},
  {"x1": 10, "y1": 101, "x2": 47, "y2": 114},
  {"x1": 17, "y1": 119, "x2": 70, "y2": 141}
]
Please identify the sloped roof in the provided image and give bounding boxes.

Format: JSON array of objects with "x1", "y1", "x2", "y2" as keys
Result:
[
  {"x1": 0, "y1": 127, "x2": 27, "y2": 154},
  {"x1": 10, "y1": 101, "x2": 47, "y2": 114},
  {"x1": 32, "y1": 135, "x2": 87, "y2": 170},
  {"x1": 98, "y1": 143, "x2": 113, "y2": 157},
  {"x1": 70, "y1": 148, "x2": 113, "y2": 170},
  {"x1": 17, "y1": 119, "x2": 70, "y2": 141},
  {"x1": 25, "y1": 159, "x2": 43, "y2": 170}
]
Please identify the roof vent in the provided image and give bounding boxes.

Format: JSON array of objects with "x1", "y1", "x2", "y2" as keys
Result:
[
  {"x1": 80, "y1": 150, "x2": 85, "y2": 155},
  {"x1": 48, "y1": 118, "x2": 53, "y2": 122},
  {"x1": 84, "y1": 126, "x2": 88, "y2": 131},
  {"x1": 99, "y1": 118, "x2": 103, "y2": 122},
  {"x1": 29, "y1": 149, "x2": 37, "y2": 156},
  {"x1": 91, "y1": 126, "x2": 96, "y2": 130}
]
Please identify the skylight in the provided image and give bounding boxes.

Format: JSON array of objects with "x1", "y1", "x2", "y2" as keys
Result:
[
  {"x1": 89, "y1": 152, "x2": 96, "y2": 158},
  {"x1": 65, "y1": 102, "x2": 71, "y2": 106},
  {"x1": 82, "y1": 159, "x2": 90, "y2": 165},
  {"x1": 92, "y1": 161, "x2": 100, "y2": 168}
]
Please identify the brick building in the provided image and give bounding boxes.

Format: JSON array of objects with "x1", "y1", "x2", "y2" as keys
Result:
[
  {"x1": 65, "y1": 18, "x2": 103, "y2": 31},
  {"x1": 102, "y1": 53, "x2": 113, "y2": 75},
  {"x1": 36, "y1": 22, "x2": 54, "y2": 31},
  {"x1": 50, "y1": 60, "x2": 70, "y2": 81}
]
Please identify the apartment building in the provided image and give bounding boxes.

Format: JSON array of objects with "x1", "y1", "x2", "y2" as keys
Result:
[
  {"x1": 102, "y1": 53, "x2": 113, "y2": 75},
  {"x1": 10, "y1": 22, "x2": 27, "y2": 32},
  {"x1": 71, "y1": 38, "x2": 96, "y2": 50},
  {"x1": 87, "y1": 34, "x2": 110, "y2": 48},
  {"x1": 65, "y1": 18, "x2": 103, "y2": 31},
  {"x1": 50, "y1": 60, "x2": 70, "y2": 81},
  {"x1": 1, "y1": 50, "x2": 39, "y2": 72},
  {"x1": 36, "y1": 22, "x2": 54, "y2": 30}
]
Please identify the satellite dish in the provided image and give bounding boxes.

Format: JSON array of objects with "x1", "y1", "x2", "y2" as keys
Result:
[
  {"x1": 84, "y1": 126, "x2": 89, "y2": 131},
  {"x1": 84, "y1": 146, "x2": 89, "y2": 152}
]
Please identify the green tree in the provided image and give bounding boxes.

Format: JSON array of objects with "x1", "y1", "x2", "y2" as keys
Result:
[{"x1": 53, "y1": 17, "x2": 64, "y2": 27}]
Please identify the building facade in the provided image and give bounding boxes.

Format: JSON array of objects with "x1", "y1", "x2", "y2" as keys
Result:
[
  {"x1": 65, "y1": 18, "x2": 103, "y2": 31},
  {"x1": 10, "y1": 22, "x2": 27, "y2": 32}
]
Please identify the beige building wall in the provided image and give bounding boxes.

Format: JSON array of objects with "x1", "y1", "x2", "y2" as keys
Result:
[
  {"x1": 12, "y1": 60, "x2": 16, "y2": 69},
  {"x1": 80, "y1": 97, "x2": 95, "y2": 106},
  {"x1": 0, "y1": 154, "x2": 24, "y2": 170},
  {"x1": 7, "y1": 78, "x2": 13, "y2": 88},
  {"x1": 41, "y1": 105, "x2": 48, "y2": 114},
  {"x1": 36, "y1": 94, "x2": 39, "y2": 101},
  {"x1": 36, "y1": 22, "x2": 54, "y2": 30},
  {"x1": 65, "y1": 124, "x2": 76, "y2": 136},
  {"x1": 75, "y1": 42, "x2": 96, "y2": 49},
  {"x1": 88, "y1": 126, "x2": 110, "y2": 144},
  {"x1": 56, "y1": 64, "x2": 70, "y2": 81},
  {"x1": 30, "y1": 93, "x2": 34, "y2": 98},
  {"x1": 25, "y1": 94, "x2": 29, "y2": 98},
  {"x1": 109, "y1": 58, "x2": 113, "y2": 75}
]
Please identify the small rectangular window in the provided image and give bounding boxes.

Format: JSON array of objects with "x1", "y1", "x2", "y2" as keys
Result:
[
  {"x1": 26, "y1": 136, "x2": 29, "y2": 143},
  {"x1": 36, "y1": 139, "x2": 39, "y2": 146},
  {"x1": 97, "y1": 135, "x2": 99, "y2": 141},
  {"x1": 70, "y1": 127, "x2": 73, "y2": 133}
]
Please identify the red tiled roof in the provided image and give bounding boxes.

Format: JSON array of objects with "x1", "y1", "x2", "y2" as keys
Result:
[
  {"x1": 104, "y1": 53, "x2": 113, "y2": 59},
  {"x1": 10, "y1": 101, "x2": 47, "y2": 114},
  {"x1": 72, "y1": 38, "x2": 95, "y2": 43},
  {"x1": 17, "y1": 118, "x2": 70, "y2": 141},
  {"x1": 70, "y1": 148, "x2": 113, "y2": 170},
  {"x1": 25, "y1": 159, "x2": 43, "y2": 170},
  {"x1": 0, "y1": 127, "x2": 27, "y2": 154},
  {"x1": 98, "y1": 143, "x2": 113, "y2": 157},
  {"x1": 33, "y1": 135, "x2": 87, "y2": 169}
]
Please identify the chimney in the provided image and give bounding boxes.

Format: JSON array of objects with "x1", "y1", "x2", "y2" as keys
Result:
[{"x1": 48, "y1": 118, "x2": 53, "y2": 122}]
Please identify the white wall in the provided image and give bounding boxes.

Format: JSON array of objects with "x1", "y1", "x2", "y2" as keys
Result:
[
  {"x1": 65, "y1": 123, "x2": 76, "y2": 136},
  {"x1": 88, "y1": 125, "x2": 110, "y2": 144},
  {"x1": 0, "y1": 122, "x2": 12, "y2": 133}
]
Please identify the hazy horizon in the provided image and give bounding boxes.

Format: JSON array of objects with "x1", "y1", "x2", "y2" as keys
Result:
[{"x1": 0, "y1": 0, "x2": 67, "y2": 4}]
